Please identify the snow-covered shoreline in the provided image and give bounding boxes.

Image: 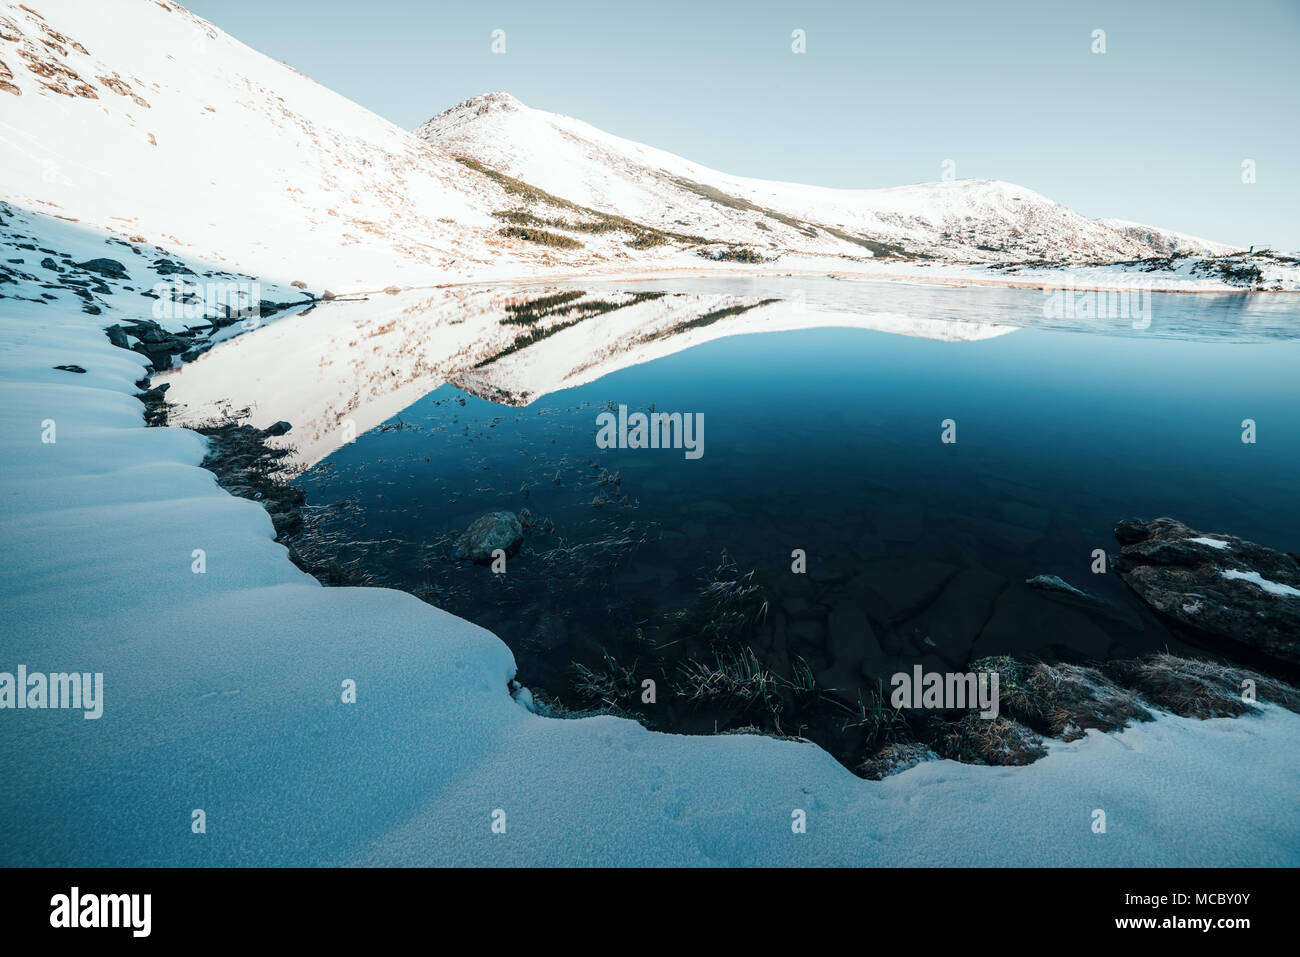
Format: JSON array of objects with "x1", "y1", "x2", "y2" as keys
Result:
[
  {"x1": 2, "y1": 214, "x2": 1298, "y2": 867},
  {"x1": 303, "y1": 260, "x2": 1300, "y2": 299}
]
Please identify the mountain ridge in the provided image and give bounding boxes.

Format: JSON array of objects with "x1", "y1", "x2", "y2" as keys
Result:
[{"x1": 417, "y1": 91, "x2": 1232, "y2": 264}]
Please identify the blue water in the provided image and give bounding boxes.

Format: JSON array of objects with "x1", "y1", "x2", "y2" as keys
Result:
[{"x1": 295, "y1": 282, "x2": 1300, "y2": 760}]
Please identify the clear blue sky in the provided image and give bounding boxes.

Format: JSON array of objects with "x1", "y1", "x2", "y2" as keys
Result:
[{"x1": 186, "y1": 0, "x2": 1300, "y2": 250}]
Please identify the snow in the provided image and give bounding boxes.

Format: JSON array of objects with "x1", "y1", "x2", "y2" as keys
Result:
[
  {"x1": 1098, "y1": 219, "x2": 1237, "y2": 258},
  {"x1": 2, "y1": 1, "x2": 1297, "y2": 868},
  {"x1": 1221, "y1": 569, "x2": 1300, "y2": 598},
  {"x1": 1191, "y1": 536, "x2": 1231, "y2": 550}
]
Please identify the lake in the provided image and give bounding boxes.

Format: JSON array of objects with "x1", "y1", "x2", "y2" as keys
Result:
[{"x1": 280, "y1": 278, "x2": 1300, "y2": 768}]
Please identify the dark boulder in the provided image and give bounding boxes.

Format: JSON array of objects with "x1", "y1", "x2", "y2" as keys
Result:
[
  {"x1": 73, "y1": 257, "x2": 128, "y2": 280},
  {"x1": 1113, "y1": 517, "x2": 1300, "y2": 674}
]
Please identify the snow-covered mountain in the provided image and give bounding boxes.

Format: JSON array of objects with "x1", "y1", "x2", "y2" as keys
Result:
[
  {"x1": 2, "y1": 0, "x2": 1248, "y2": 295},
  {"x1": 0, "y1": 0, "x2": 592, "y2": 289},
  {"x1": 0, "y1": 0, "x2": 1261, "y2": 296},
  {"x1": 417, "y1": 92, "x2": 1227, "y2": 264}
]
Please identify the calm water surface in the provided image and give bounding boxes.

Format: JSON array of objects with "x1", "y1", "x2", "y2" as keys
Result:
[{"x1": 293, "y1": 280, "x2": 1300, "y2": 760}]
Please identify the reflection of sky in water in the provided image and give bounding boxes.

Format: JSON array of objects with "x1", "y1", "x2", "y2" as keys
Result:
[{"x1": 579, "y1": 324, "x2": 1298, "y2": 541}]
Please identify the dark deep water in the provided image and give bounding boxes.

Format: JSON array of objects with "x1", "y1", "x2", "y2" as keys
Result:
[{"x1": 293, "y1": 284, "x2": 1300, "y2": 767}]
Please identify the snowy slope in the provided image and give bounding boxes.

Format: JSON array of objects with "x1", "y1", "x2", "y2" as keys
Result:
[
  {"x1": 0, "y1": 0, "x2": 662, "y2": 289},
  {"x1": 2, "y1": 210, "x2": 1298, "y2": 866},
  {"x1": 1099, "y1": 218, "x2": 1238, "y2": 257},
  {"x1": 417, "y1": 92, "x2": 1195, "y2": 264}
]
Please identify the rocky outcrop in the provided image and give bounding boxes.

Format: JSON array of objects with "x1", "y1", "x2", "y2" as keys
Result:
[
  {"x1": 1113, "y1": 517, "x2": 1300, "y2": 674},
  {"x1": 73, "y1": 257, "x2": 127, "y2": 279}
]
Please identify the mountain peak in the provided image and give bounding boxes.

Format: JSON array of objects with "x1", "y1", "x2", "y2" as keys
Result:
[{"x1": 428, "y1": 91, "x2": 525, "y2": 124}]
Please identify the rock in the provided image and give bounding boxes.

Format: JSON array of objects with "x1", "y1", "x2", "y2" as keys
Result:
[
  {"x1": 1114, "y1": 518, "x2": 1150, "y2": 545},
  {"x1": 104, "y1": 325, "x2": 130, "y2": 349},
  {"x1": 455, "y1": 511, "x2": 523, "y2": 562},
  {"x1": 73, "y1": 257, "x2": 128, "y2": 280},
  {"x1": 262, "y1": 421, "x2": 292, "y2": 437},
  {"x1": 137, "y1": 383, "x2": 169, "y2": 403},
  {"x1": 136, "y1": 323, "x2": 173, "y2": 344},
  {"x1": 152, "y1": 258, "x2": 192, "y2": 276},
  {"x1": 1026, "y1": 574, "x2": 1092, "y2": 600},
  {"x1": 131, "y1": 343, "x2": 170, "y2": 371},
  {"x1": 1025, "y1": 572, "x2": 1143, "y2": 629},
  {"x1": 1113, "y1": 517, "x2": 1300, "y2": 674},
  {"x1": 52, "y1": 364, "x2": 86, "y2": 374},
  {"x1": 40, "y1": 257, "x2": 61, "y2": 272}
]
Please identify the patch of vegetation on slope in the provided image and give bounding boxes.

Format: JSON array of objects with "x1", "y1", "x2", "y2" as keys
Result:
[
  {"x1": 497, "y1": 225, "x2": 583, "y2": 249},
  {"x1": 455, "y1": 156, "x2": 710, "y2": 249},
  {"x1": 696, "y1": 247, "x2": 771, "y2": 264},
  {"x1": 667, "y1": 175, "x2": 819, "y2": 238},
  {"x1": 668, "y1": 174, "x2": 928, "y2": 259}
]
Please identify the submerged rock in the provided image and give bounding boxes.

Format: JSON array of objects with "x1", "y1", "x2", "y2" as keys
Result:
[
  {"x1": 1026, "y1": 574, "x2": 1092, "y2": 600},
  {"x1": 1113, "y1": 517, "x2": 1300, "y2": 673},
  {"x1": 455, "y1": 510, "x2": 523, "y2": 562}
]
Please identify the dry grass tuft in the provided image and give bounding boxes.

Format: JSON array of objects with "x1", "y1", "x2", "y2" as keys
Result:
[{"x1": 1107, "y1": 653, "x2": 1300, "y2": 718}]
